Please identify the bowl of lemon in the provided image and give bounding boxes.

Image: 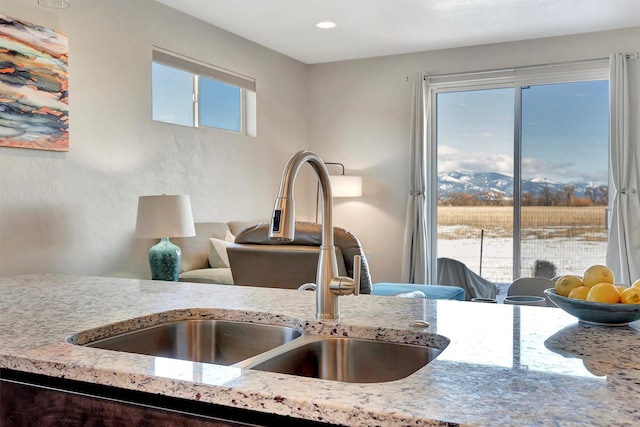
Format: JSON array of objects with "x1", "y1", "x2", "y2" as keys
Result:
[{"x1": 544, "y1": 264, "x2": 640, "y2": 326}]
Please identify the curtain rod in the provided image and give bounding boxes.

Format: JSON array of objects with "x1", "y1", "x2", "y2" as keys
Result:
[
  {"x1": 406, "y1": 53, "x2": 637, "y2": 82},
  {"x1": 420, "y1": 57, "x2": 608, "y2": 81}
]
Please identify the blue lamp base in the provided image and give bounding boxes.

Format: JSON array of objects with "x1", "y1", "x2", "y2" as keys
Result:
[{"x1": 148, "y1": 237, "x2": 182, "y2": 281}]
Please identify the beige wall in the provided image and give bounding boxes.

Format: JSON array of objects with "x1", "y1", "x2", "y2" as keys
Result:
[
  {"x1": 0, "y1": 0, "x2": 310, "y2": 278},
  {"x1": 308, "y1": 27, "x2": 640, "y2": 283},
  {"x1": 1, "y1": 0, "x2": 638, "y2": 284}
]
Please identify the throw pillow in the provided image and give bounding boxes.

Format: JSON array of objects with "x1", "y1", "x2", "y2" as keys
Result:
[{"x1": 208, "y1": 231, "x2": 235, "y2": 268}]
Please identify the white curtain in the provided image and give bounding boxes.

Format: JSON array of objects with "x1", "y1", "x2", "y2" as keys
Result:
[
  {"x1": 606, "y1": 53, "x2": 640, "y2": 284},
  {"x1": 402, "y1": 73, "x2": 432, "y2": 284}
]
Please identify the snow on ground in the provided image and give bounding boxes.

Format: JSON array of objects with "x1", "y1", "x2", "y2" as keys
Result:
[
  {"x1": 439, "y1": 236, "x2": 607, "y2": 303},
  {"x1": 438, "y1": 237, "x2": 608, "y2": 285}
]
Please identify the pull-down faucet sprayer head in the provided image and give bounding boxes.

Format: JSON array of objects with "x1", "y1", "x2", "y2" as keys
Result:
[
  {"x1": 270, "y1": 196, "x2": 295, "y2": 242},
  {"x1": 269, "y1": 150, "x2": 318, "y2": 243}
]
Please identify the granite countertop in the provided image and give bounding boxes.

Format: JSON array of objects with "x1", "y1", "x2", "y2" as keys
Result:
[{"x1": 1, "y1": 274, "x2": 640, "y2": 426}]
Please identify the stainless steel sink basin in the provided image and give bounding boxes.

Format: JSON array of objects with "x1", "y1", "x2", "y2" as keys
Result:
[
  {"x1": 248, "y1": 336, "x2": 442, "y2": 383},
  {"x1": 75, "y1": 314, "x2": 446, "y2": 383},
  {"x1": 84, "y1": 320, "x2": 302, "y2": 366}
]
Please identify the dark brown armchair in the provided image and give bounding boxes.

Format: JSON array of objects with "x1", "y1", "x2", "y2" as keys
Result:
[{"x1": 227, "y1": 222, "x2": 372, "y2": 294}]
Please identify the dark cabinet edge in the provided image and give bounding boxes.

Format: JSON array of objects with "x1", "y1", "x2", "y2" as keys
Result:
[{"x1": 0, "y1": 368, "x2": 339, "y2": 427}]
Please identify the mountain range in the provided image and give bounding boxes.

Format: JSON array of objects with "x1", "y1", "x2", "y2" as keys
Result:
[{"x1": 438, "y1": 171, "x2": 603, "y2": 199}]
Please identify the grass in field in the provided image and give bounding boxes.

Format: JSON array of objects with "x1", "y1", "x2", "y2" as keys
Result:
[{"x1": 437, "y1": 206, "x2": 607, "y2": 241}]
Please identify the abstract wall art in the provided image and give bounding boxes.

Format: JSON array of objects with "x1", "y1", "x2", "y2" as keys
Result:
[{"x1": 0, "y1": 15, "x2": 69, "y2": 152}]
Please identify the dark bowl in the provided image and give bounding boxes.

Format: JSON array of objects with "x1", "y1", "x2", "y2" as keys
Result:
[{"x1": 544, "y1": 288, "x2": 640, "y2": 326}]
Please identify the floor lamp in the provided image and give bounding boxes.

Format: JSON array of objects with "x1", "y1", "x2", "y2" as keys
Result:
[
  {"x1": 135, "y1": 194, "x2": 196, "y2": 281},
  {"x1": 315, "y1": 162, "x2": 363, "y2": 222}
]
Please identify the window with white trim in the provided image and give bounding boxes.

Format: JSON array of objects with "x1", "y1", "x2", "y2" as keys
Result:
[{"x1": 151, "y1": 49, "x2": 256, "y2": 136}]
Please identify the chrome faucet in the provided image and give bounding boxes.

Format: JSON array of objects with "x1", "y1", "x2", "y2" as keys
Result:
[{"x1": 270, "y1": 150, "x2": 360, "y2": 319}]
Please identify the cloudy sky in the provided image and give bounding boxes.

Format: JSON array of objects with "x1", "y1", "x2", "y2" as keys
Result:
[{"x1": 436, "y1": 80, "x2": 609, "y2": 185}]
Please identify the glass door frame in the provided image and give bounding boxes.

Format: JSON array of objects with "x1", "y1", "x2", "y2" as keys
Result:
[{"x1": 426, "y1": 61, "x2": 609, "y2": 284}]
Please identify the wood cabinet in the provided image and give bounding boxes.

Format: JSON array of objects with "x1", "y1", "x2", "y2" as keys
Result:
[{"x1": 1, "y1": 369, "x2": 329, "y2": 427}]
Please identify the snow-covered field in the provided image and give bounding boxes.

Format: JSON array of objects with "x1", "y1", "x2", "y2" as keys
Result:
[
  {"x1": 437, "y1": 206, "x2": 609, "y2": 296},
  {"x1": 438, "y1": 235, "x2": 607, "y2": 285}
]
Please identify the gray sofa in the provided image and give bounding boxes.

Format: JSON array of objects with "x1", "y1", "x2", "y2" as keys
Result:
[{"x1": 174, "y1": 221, "x2": 258, "y2": 284}]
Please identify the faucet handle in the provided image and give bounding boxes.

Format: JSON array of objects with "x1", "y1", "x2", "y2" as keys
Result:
[{"x1": 329, "y1": 255, "x2": 361, "y2": 296}]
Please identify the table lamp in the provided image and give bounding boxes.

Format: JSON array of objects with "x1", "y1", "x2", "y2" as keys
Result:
[{"x1": 135, "y1": 194, "x2": 196, "y2": 281}]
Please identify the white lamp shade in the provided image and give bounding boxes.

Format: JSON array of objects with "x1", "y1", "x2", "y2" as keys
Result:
[
  {"x1": 330, "y1": 175, "x2": 362, "y2": 198},
  {"x1": 135, "y1": 195, "x2": 196, "y2": 238}
]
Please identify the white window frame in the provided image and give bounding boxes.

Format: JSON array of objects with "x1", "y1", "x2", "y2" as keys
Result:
[
  {"x1": 426, "y1": 59, "x2": 609, "y2": 280},
  {"x1": 152, "y1": 48, "x2": 256, "y2": 137}
]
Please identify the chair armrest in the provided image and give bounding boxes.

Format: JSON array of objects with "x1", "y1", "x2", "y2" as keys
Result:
[{"x1": 227, "y1": 243, "x2": 346, "y2": 289}]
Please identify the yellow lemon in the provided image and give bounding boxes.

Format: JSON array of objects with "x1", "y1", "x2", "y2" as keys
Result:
[
  {"x1": 568, "y1": 286, "x2": 590, "y2": 300},
  {"x1": 586, "y1": 283, "x2": 620, "y2": 304},
  {"x1": 555, "y1": 275, "x2": 585, "y2": 297},
  {"x1": 583, "y1": 265, "x2": 615, "y2": 287},
  {"x1": 632, "y1": 279, "x2": 640, "y2": 290},
  {"x1": 615, "y1": 284, "x2": 628, "y2": 294},
  {"x1": 620, "y1": 287, "x2": 640, "y2": 304}
]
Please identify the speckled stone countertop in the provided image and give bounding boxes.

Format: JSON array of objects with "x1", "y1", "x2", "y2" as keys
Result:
[{"x1": 1, "y1": 274, "x2": 640, "y2": 426}]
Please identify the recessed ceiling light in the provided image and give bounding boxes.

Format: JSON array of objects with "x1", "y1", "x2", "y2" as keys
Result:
[
  {"x1": 37, "y1": 0, "x2": 70, "y2": 8},
  {"x1": 316, "y1": 21, "x2": 337, "y2": 30}
]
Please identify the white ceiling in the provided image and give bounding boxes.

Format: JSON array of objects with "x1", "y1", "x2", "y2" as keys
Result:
[{"x1": 156, "y1": 0, "x2": 640, "y2": 64}]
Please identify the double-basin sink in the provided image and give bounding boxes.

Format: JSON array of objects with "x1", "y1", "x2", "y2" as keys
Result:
[{"x1": 69, "y1": 313, "x2": 446, "y2": 383}]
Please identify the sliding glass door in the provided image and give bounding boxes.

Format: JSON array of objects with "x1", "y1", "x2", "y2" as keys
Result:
[
  {"x1": 436, "y1": 87, "x2": 515, "y2": 284},
  {"x1": 519, "y1": 80, "x2": 609, "y2": 279},
  {"x1": 435, "y1": 78, "x2": 609, "y2": 286}
]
